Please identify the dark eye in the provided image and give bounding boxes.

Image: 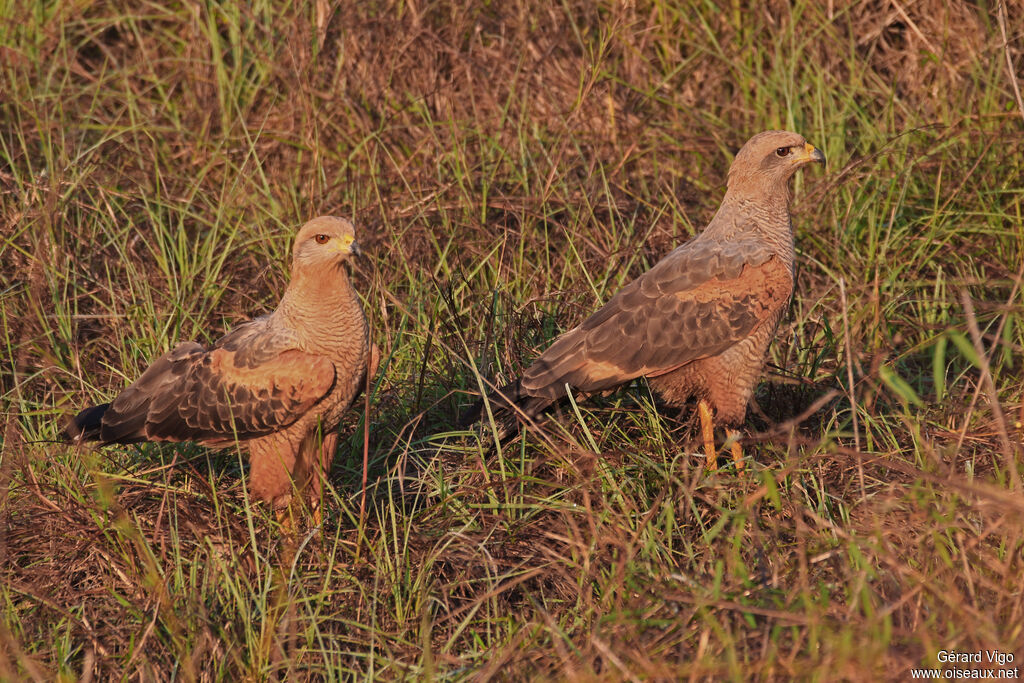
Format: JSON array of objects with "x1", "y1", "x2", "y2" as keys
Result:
[
  {"x1": 314, "y1": 234, "x2": 330, "y2": 245},
  {"x1": 776, "y1": 147, "x2": 791, "y2": 157}
]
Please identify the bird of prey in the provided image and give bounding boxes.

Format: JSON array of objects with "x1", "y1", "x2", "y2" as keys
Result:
[
  {"x1": 469, "y1": 130, "x2": 825, "y2": 469},
  {"x1": 65, "y1": 216, "x2": 374, "y2": 513}
]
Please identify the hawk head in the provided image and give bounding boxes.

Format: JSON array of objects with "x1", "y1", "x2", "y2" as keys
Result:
[
  {"x1": 292, "y1": 216, "x2": 362, "y2": 270},
  {"x1": 727, "y1": 130, "x2": 825, "y2": 199}
]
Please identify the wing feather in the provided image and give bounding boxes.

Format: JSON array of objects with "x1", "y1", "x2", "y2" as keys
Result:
[
  {"x1": 519, "y1": 239, "x2": 791, "y2": 398},
  {"x1": 92, "y1": 319, "x2": 336, "y2": 445}
]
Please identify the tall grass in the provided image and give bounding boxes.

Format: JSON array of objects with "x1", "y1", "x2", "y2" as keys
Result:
[{"x1": 2, "y1": 0, "x2": 1022, "y2": 679}]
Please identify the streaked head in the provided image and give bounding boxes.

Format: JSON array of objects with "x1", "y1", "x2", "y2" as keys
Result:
[
  {"x1": 292, "y1": 216, "x2": 361, "y2": 268},
  {"x1": 726, "y1": 130, "x2": 825, "y2": 198}
]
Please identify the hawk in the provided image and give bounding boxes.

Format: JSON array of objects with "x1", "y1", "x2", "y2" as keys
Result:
[
  {"x1": 65, "y1": 216, "x2": 374, "y2": 512},
  {"x1": 468, "y1": 131, "x2": 825, "y2": 468}
]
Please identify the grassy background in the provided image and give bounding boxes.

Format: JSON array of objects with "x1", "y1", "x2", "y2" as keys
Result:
[{"x1": 2, "y1": 0, "x2": 1023, "y2": 679}]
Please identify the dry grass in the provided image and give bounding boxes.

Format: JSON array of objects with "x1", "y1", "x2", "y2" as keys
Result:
[{"x1": 2, "y1": 0, "x2": 1023, "y2": 679}]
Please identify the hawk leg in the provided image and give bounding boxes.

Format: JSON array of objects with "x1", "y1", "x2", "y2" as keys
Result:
[
  {"x1": 275, "y1": 429, "x2": 338, "y2": 530},
  {"x1": 698, "y1": 399, "x2": 717, "y2": 470},
  {"x1": 276, "y1": 506, "x2": 296, "y2": 535},
  {"x1": 727, "y1": 430, "x2": 744, "y2": 471},
  {"x1": 310, "y1": 431, "x2": 338, "y2": 526}
]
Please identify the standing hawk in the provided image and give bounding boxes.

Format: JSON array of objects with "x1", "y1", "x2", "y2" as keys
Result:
[
  {"x1": 468, "y1": 130, "x2": 825, "y2": 468},
  {"x1": 65, "y1": 216, "x2": 374, "y2": 512}
]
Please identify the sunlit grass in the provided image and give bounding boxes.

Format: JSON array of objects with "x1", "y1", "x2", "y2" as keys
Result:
[{"x1": 2, "y1": 0, "x2": 1023, "y2": 679}]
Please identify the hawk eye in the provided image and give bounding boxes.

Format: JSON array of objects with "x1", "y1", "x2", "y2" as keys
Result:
[
  {"x1": 314, "y1": 234, "x2": 330, "y2": 245},
  {"x1": 775, "y1": 147, "x2": 791, "y2": 157}
]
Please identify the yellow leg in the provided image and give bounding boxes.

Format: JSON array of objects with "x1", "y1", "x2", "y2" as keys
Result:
[
  {"x1": 310, "y1": 431, "x2": 336, "y2": 528},
  {"x1": 729, "y1": 431, "x2": 744, "y2": 471},
  {"x1": 276, "y1": 506, "x2": 294, "y2": 535},
  {"x1": 276, "y1": 498, "x2": 323, "y2": 533},
  {"x1": 698, "y1": 399, "x2": 717, "y2": 470}
]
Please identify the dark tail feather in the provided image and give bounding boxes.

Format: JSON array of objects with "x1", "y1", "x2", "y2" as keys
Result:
[
  {"x1": 459, "y1": 380, "x2": 554, "y2": 437},
  {"x1": 63, "y1": 403, "x2": 111, "y2": 443},
  {"x1": 459, "y1": 380, "x2": 520, "y2": 427},
  {"x1": 459, "y1": 399, "x2": 485, "y2": 428}
]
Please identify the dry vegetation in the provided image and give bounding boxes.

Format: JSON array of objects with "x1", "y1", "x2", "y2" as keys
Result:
[{"x1": 1, "y1": 0, "x2": 1023, "y2": 680}]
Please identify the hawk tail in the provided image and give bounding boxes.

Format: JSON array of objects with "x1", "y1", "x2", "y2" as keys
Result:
[
  {"x1": 459, "y1": 379, "x2": 554, "y2": 433},
  {"x1": 63, "y1": 402, "x2": 150, "y2": 445},
  {"x1": 63, "y1": 403, "x2": 111, "y2": 443}
]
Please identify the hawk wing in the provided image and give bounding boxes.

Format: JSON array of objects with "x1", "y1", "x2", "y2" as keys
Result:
[
  {"x1": 84, "y1": 318, "x2": 337, "y2": 445},
  {"x1": 519, "y1": 239, "x2": 792, "y2": 399}
]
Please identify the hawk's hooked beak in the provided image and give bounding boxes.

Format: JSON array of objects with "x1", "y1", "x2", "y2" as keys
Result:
[
  {"x1": 344, "y1": 236, "x2": 368, "y2": 264},
  {"x1": 801, "y1": 142, "x2": 826, "y2": 165},
  {"x1": 333, "y1": 234, "x2": 361, "y2": 257}
]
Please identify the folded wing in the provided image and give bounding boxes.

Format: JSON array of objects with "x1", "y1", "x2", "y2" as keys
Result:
[
  {"x1": 519, "y1": 240, "x2": 792, "y2": 398},
  {"x1": 72, "y1": 319, "x2": 336, "y2": 445}
]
